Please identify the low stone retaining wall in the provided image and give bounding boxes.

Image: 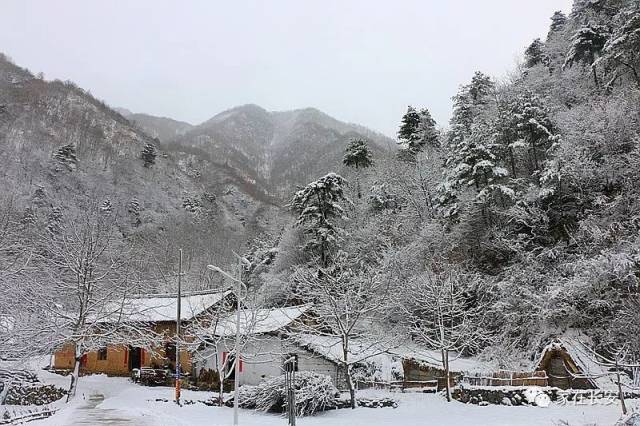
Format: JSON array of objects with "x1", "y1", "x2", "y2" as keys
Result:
[
  {"x1": 453, "y1": 387, "x2": 534, "y2": 406},
  {"x1": 454, "y1": 386, "x2": 640, "y2": 406}
]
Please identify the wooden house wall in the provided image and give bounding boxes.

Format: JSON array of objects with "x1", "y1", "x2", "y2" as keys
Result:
[
  {"x1": 52, "y1": 322, "x2": 192, "y2": 376},
  {"x1": 402, "y1": 359, "x2": 459, "y2": 389}
]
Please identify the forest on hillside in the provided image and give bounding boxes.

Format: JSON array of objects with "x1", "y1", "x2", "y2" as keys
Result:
[{"x1": 257, "y1": 0, "x2": 640, "y2": 368}]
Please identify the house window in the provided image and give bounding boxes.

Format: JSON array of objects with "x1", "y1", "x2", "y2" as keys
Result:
[
  {"x1": 284, "y1": 354, "x2": 298, "y2": 372},
  {"x1": 97, "y1": 347, "x2": 108, "y2": 361}
]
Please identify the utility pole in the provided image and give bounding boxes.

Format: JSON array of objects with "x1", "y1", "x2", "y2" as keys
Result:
[
  {"x1": 232, "y1": 258, "x2": 241, "y2": 426},
  {"x1": 175, "y1": 249, "x2": 182, "y2": 405}
]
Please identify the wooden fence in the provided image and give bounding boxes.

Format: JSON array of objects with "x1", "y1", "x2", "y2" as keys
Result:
[
  {"x1": 462, "y1": 370, "x2": 548, "y2": 387},
  {"x1": 355, "y1": 379, "x2": 439, "y2": 392}
]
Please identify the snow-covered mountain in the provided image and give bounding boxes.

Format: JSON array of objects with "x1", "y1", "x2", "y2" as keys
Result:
[
  {"x1": 118, "y1": 109, "x2": 194, "y2": 143},
  {"x1": 132, "y1": 104, "x2": 394, "y2": 198},
  {"x1": 0, "y1": 54, "x2": 285, "y2": 272}
]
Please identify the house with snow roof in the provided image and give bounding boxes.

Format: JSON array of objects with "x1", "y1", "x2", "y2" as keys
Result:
[
  {"x1": 195, "y1": 306, "x2": 493, "y2": 391},
  {"x1": 53, "y1": 290, "x2": 232, "y2": 377},
  {"x1": 195, "y1": 305, "x2": 355, "y2": 388}
]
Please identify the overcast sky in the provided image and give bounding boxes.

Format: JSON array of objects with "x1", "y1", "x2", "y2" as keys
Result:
[{"x1": 1, "y1": 0, "x2": 572, "y2": 137}]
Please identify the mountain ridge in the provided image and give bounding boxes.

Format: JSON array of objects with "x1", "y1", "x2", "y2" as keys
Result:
[{"x1": 130, "y1": 103, "x2": 394, "y2": 197}]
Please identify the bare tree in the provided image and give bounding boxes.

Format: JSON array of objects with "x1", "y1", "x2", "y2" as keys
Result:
[
  {"x1": 184, "y1": 261, "x2": 262, "y2": 407},
  {"x1": 289, "y1": 256, "x2": 399, "y2": 409},
  {"x1": 401, "y1": 267, "x2": 485, "y2": 402},
  {"x1": 9, "y1": 205, "x2": 160, "y2": 400}
]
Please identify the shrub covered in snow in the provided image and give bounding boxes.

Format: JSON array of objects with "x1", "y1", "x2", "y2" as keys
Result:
[{"x1": 231, "y1": 372, "x2": 339, "y2": 416}]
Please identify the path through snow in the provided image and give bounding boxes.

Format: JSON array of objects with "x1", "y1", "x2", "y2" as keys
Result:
[{"x1": 66, "y1": 393, "x2": 141, "y2": 425}]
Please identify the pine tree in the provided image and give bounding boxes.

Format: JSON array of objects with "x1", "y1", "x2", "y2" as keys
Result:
[
  {"x1": 444, "y1": 72, "x2": 498, "y2": 198},
  {"x1": 565, "y1": 25, "x2": 610, "y2": 67},
  {"x1": 343, "y1": 138, "x2": 374, "y2": 198},
  {"x1": 397, "y1": 106, "x2": 421, "y2": 143},
  {"x1": 468, "y1": 71, "x2": 494, "y2": 104},
  {"x1": 416, "y1": 108, "x2": 439, "y2": 150},
  {"x1": 289, "y1": 173, "x2": 349, "y2": 265},
  {"x1": 597, "y1": 11, "x2": 640, "y2": 88},
  {"x1": 448, "y1": 71, "x2": 495, "y2": 146},
  {"x1": 128, "y1": 198, "x2": 141, "y2": 227},
  {"x1": 99, "y1": 199, "x2": 113, "y2": 214},
  {"x1": 508, "y1": 91, "x2": 558, "y2": 174},
  {"x1": 46, "y1": 207, "x2": 63, "y2": 235},
  {"x1": 397, "y1": 107, "x2": 439, "y2": 159},
  {"x1": 524, "y1": 38, "x2": 547, "y2": 68},
  {"x1": 141, "y1": 143, "x2": 157, "y2": 168},
  {"x1": 53, "y1": 144, "x2": 78, "y2": 171},
  {"x1": 548, "y1": 11, "x2": 568, "y2": 36}
]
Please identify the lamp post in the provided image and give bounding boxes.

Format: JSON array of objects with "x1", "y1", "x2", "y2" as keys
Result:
[
  {"x1": 207, "y1": 258, "x2": 247, "y2": 426},
  {"x1": 175, "y1": 249, "x2": 183, "y2": 405}
]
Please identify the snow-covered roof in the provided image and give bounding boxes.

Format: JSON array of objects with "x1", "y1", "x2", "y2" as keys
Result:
[
  {"x1": 212, "y1": 305, "x2": 311, "y2": 337},
  {"x1": 291, "y1": 334, "x2": 489, "y2": 373},
  {"x1": 100, "y1": 291, "x2": 232, "y2": 323},
  {"x1": 389, "y1": 343, "x2": 490, "y2": 373},
  {"x1": 535, "y1": 334, "x2": 633, "y2": 391}
]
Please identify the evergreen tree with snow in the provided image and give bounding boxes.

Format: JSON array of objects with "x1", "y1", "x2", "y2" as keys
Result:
[
  {"x1": 53, "y1": 144, "x2": 78, "y2": 171},
  {"x1": 597, "y1": 10, "x2": 640, "y2": 88},
  {"x1": 524, "y1": 38, "x2": 547, "y2": 68},
  {"x1": 443, "y1": 72, "x2": 499, "y2": 207},
  {"x1": 468, "y1": 71, "x2": 494, "y2": 104},
  {"x1": 548, "y1": 11, "x2": 568, "y2": 36},
  {"x1": 508, "y1": 91, "x2": 558, "y2": 174},
  {"x1": 289, "y1": 173, "x2": 349, "y2": 265},
  {"x1": 565, "y1": 24, "x2": 610, "y2": 86},
  {"x1": 416, "y1": 108, "x2": 439, "y2": 149},
  {"x1": 397, "y1": 106, "x2": 439, "y2": 160},
  {"x1": 343, "y1": 138, "x2": 374, "y2": 198},
  {"x1": 397, "y1": 106, "x2": 421, "y2": 143},
  {"x1": 100, "y1": 199, "x2": 113, "y2": 214},
  {"x1": 141, "y1": 142, "x2": 157, "y2": 168}
]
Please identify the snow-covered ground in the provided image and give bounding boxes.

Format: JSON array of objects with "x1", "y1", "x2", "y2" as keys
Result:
[{"x1": 24, "y1": 372, "x2": 636, "y2": 426}]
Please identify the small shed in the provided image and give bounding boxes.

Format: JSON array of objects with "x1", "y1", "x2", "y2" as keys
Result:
[
  {"x1": 392, "y1": 346, "x2": 490, "y2": 390},
  {"x1": 534, "y1": 337, "x2": 629, "y2": 390}
]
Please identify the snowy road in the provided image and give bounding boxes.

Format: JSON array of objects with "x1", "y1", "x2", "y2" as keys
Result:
[
  {"x1": 28, "y1": 372, "x2": 635, "y2": 426},
  {"x1": 65, "y1": 394, "x2": 140, "y2": 425}
]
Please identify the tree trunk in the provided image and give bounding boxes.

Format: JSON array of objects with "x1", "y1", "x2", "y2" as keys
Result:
[
  {"x1": 67, "y1": 353, "x2": 81, "y2": 402},
  {"x1": 345, "y1": 364, "x2": 356, "y2": 409},
  {"x1": 343, "y1": 345, "x2": 356, "y2": 409},
  {"x1": 442, "y1": 349, "x2": 451, "y2": 402},
  {"x1": 218, "y1": 368, "x2": 225, "y2": 407},
  {"x1": 592, "y1": 63, "x2": 600, "y2": 89},
  {"x1": 615, "y1": 356, "x2": 627, "y2": 415},
  {"x1": 508, "y1": 147, "x2": 517, "y2": 178}
]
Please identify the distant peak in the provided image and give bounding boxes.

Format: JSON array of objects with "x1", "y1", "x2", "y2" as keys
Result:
[{"x1": 114, "y1": 107, "x2": 133, "y2": 117}]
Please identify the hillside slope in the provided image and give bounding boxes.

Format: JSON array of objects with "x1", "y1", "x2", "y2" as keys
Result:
[{"x1": 0, "y1": 54, "x2": 283, "y2": 283}]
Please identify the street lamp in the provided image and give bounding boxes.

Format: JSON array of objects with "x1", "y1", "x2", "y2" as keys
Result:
[{"x1": 207, "y1": 259, "x2": 247, "y2": 426}]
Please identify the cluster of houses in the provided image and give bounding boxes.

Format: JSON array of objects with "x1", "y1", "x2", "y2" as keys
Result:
[{"x1": 52, "y1": 291, "x2": 630, "y2": 393}]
